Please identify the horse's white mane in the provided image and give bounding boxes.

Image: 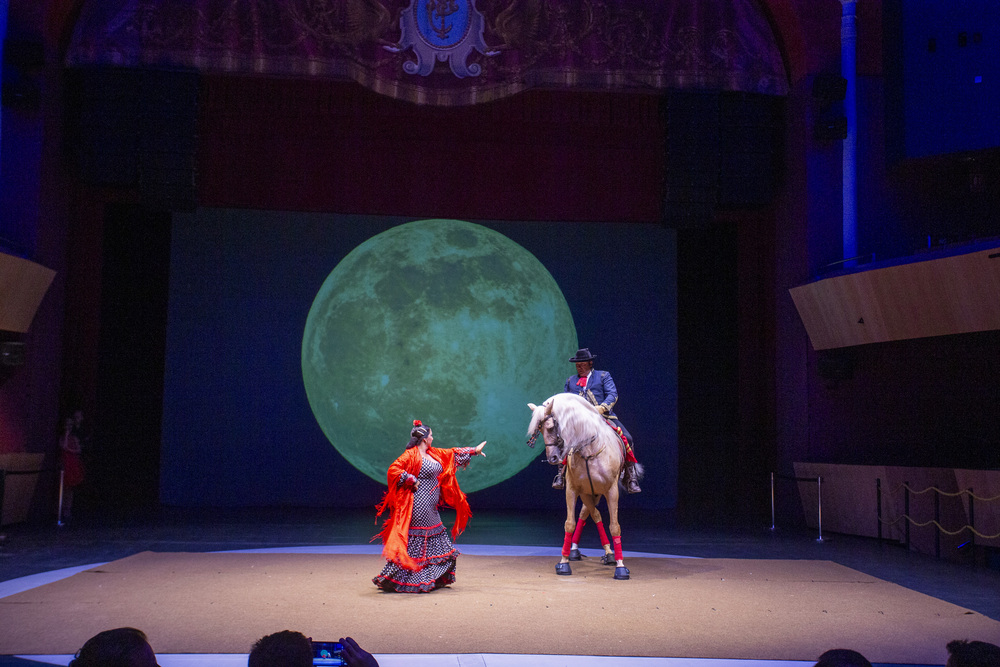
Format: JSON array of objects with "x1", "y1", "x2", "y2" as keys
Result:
[
  {"x1": 527, "y1": 393, "x2": 615, "y2": 452},
  {"x1": 550, "y1": 393, "x2": 606, "y2": 446}
]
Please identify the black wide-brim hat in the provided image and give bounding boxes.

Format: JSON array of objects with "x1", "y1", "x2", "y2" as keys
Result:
[{"x1": 569, "y1": 347, "x2": 597, "y2": 362}]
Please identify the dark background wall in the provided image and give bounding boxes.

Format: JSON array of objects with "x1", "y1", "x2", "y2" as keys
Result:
[
  {"x1": 1, "y1": 1, "x2": 999, "y2": 525},
  {"x1": 156, "y1": 211, "x2": 676, "y2": 511}
]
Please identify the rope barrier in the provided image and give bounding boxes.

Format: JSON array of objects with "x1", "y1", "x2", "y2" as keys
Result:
[
  {"x1": 876, "y1": 477, "x2": 1000, "y2": 559},
  {"x1": 883, "y1": 482, "x2": 1000, "y2": 502},
  {"x1": 876, "y1": 513, "x2": 1000, "y2": 540}
]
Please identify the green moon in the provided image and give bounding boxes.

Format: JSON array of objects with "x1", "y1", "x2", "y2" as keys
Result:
[{"x1": 302, "y1": 219, "x2": 577, "y2": 492}]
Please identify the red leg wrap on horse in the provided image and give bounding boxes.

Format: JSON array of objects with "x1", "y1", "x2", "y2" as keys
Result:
[
  {"x1": 572, "y1": 518, "x2": 587, "y2": 543},
  {"x1": 562, "y1": 531, "x2": 573, "y2": 557},
  {"x1": 613, "y1": 535, "x2": 623, "y2": 560},
  {"x1": 596, "y1": 521, "x2": 610, "y2": 546}
]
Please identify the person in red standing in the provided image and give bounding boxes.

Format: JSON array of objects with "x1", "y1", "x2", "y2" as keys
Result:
[
  {"x1": 372, "y1": 419, "x2": 486, "y2": 593},
  {"x1": 59, "y1": 413, "x2": 85, "y2": 522}
]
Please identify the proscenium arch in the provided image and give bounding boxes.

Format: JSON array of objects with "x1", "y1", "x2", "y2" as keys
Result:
[{"x1": 59, "y1": 0, "x2": 796, "y2": 103}]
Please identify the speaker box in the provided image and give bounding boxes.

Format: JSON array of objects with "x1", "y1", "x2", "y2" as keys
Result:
[
  {"x1": 0, "y1": 341, "x2": 25, "y2": 366},
  {"x1": 817, "y1": 349, "x2": 854, "y2": 380},
  {"x1": 663, "y1": 91, "x2": 783, "y2": 226},
  {"x1": 1, "y1": 39, "x2": 43, "y2": 110},
  {"x1": 0, "y1": 336, "x2": 25, "y2": 388},
  {"x1": 811, "y1": 72, "x2": 847, "y2": 144},
  {"x1": 663, "y1": 91, "x2": 720, "y2": 228},
  {"x1": 67, "y1": 67, "x2": 199, "y2": 210}
]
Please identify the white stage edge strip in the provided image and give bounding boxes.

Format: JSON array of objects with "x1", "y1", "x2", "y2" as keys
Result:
[{"x1": 17, "y1": 656, "x2": 814, "y2": 667}]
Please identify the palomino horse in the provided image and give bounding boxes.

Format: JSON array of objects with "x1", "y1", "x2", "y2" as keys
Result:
[{"x1": 527, "y1": 393, "x2": 637, "y2": 580}]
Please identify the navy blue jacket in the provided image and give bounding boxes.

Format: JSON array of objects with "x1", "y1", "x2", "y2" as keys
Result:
[
  {"x1": 564, "y1": 370, "x2": 619, "y2": 417},
  {"x1": 564, "y1": 370, "x2": 634, "y2": 444}
]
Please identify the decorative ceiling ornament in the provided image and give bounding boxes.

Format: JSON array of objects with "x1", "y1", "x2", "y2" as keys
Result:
[
  {"x1": 65, "y1": 0, "x2": 789, "y2": 106},
  {"x1": 385, "y1": 0, "x2": 498, "y2": 77}
]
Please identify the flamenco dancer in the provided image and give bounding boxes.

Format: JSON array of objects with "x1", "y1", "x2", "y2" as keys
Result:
[{"x1": 373, "y1": 419, "x2": 486, "y2": 593}]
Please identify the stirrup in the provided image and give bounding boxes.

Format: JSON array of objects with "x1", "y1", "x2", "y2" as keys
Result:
[{"x1": 552, "y1": 470, "x2": 565, "y2": 490}]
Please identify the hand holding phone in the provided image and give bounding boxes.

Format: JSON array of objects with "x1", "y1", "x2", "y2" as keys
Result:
[
  {"x1": 311, "y1": 640, "x2": 344, "y2": 666},
  {"x1": 339, "y1": 636, "x2": 379, "y2": 667}
]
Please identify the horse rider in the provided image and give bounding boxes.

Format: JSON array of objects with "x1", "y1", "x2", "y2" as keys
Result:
[{"x1": 555, "y1": 347, "x2": 642, "y2": 494}]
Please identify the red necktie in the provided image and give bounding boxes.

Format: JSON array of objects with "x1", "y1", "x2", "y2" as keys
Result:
[{"x1": 576, "y1": 376, "x2": 587, "y2": 388}]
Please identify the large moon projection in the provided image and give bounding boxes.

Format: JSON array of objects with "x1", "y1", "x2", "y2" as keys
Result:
[{"x1": 302, "y1": 219, "x2": 577, "y2": 492}]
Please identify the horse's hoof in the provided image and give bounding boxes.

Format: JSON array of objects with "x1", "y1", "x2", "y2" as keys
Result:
[
  {"x1": 556, "y1": 562, "x2": 572, "y2": 576},
  {"x1": 601, "y1": 553, "x2": 615, "y2": 566},
  {"x1": 614, "y1": 566, "x2": 630, "y2": 580},
  {"x1": 569, "y1": 548, "x2": 582, "y2": 561}
]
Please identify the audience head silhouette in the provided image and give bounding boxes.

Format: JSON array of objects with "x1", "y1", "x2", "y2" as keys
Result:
[
  {"x1": 69, "y1": 627, "x2": 157, "y2": 667},
  {"x1": 249, "y1": 630, "x2": 313, "y2": 667},
  {"x1": 946, "y1": 639, "x2": 1000, "y2": 667},
  {"x1": 814, "y1": 649, "x2": 873, "y2": 667}
]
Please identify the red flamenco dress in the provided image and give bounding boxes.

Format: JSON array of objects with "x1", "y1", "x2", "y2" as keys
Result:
[
  {"x1": 373, "y1": 446, "x2": 475, "y2": 593},
  {"x1": 60, "y1": 436, "x2": 85, "y2": 488}
]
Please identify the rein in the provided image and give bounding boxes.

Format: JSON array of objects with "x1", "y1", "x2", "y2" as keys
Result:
[
  {"x1": 529, "y1": 408, "x2": 612, "y2": 497},
  {"x1": 528, "y1": 415, "x2": 564, "y2": 452},
  {"x1": 547, "y1": 416, "x2": 605, "y2": 497},
  {"x1": 574, "y1": 435, "x2": 605, "y2": 497}
]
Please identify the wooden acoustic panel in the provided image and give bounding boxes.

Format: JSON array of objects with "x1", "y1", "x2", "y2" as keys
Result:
[
  {"x1": 0, "y1": 253, "x2": 56, "y2": 333},
  {"x1": 0, "y1": 453, "x2": 46, "y2": 526},
  {"x1": 789, "y1": 245, "x2": 1000, "y2": 349},
  {"x1": 792, "y1": 462, "x2": 886, "y2": 539},
  {"x1": 953, "y1": 469, "x2": 1000, "y2": 548}
]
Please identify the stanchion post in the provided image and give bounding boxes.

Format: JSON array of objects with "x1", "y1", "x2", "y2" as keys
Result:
[
  {"x1": 904, "y1": 482, "x2": 910, "y2": 550},
  {"x1": 57, "y1": 469, "x2": 65, "y2": 527},
  {"x1": 876, "y1": 477, "x2": 882, "y2": 541},
  {"x1": 934, "y1": 491, "x2": 940, "y2": 558},
  {"x1": 969, "y1": 488, "x2": 975, "y2": 561},
  {"x1": 770, "y1": 472, "x2": 776, "y2": 531},
  {"x1": 816, "y1": 476, "x2": 824, "y2": 542}
]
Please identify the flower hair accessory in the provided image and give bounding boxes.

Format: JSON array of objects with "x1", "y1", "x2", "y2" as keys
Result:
[{"x1": 413, "y1": 419, "x2": 422, "y2": 427}]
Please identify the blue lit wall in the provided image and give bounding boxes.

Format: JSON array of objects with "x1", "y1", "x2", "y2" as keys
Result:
[
  {"x1": 899, "y1": 1, "x2": 1000, "y2": 157},
  {"x1": 0, "y1": 0, "x2": 7, "y2": 191}
]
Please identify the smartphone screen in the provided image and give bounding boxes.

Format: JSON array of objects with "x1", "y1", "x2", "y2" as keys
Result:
[{"x1": 311, "y1": 641, "x2": 344, "y2": 666}]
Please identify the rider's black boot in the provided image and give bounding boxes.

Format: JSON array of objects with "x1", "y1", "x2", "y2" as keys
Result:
[
  {"x1": 624, "y1": 462, "x2": 641, "y2": 494},
  {"x1": 552, "y1": 464, "x2": 566, "y2": 490}
]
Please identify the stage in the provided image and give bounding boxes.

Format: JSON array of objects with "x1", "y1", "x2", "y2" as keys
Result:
[{"x1": 1, "y1": 508, "x2": 999, "y2": 666}]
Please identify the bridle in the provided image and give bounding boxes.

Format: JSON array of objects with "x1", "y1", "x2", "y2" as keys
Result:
[
  {"x1": 527, "y1": 414, "x2": 563, "y2": 454},
  {"x1": 527, "y1": 401, "x2": 556, "y2": 450},
  {"x1": 528, "y1": 409, "x2": 606, "y2": 495}
]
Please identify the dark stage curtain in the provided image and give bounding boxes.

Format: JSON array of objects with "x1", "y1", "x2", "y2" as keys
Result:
[{"x1": 195, "y1": 78, "x2": 667, "y2": 221}]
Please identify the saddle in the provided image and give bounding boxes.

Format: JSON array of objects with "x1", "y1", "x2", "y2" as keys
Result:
[{"x1": 602, "y1": 418, "x2": 630, "y2": 458}]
